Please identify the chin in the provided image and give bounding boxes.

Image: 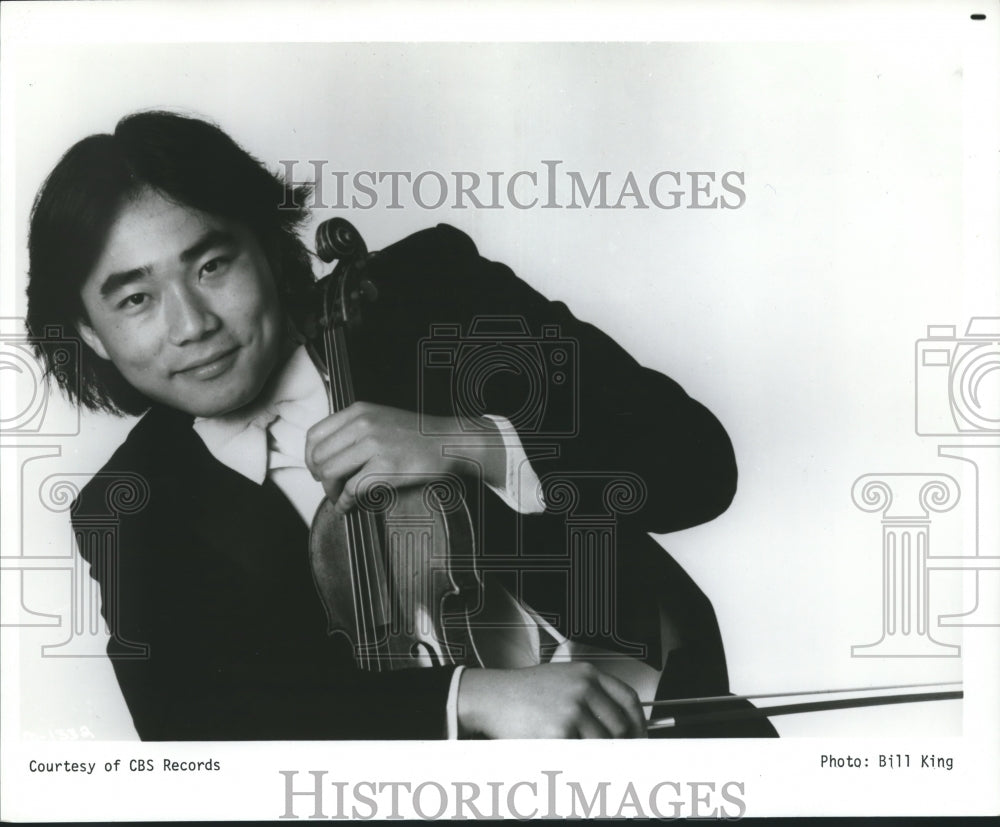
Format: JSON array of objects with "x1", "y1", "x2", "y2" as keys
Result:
[
  {"x1": 197, "y1": 388, "x2": 264, "y2": 418},
  {"x1": 156, "y1": 378, "x2": 260, "y2": 419}
]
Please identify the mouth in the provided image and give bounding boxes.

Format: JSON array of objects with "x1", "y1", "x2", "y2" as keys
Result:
[{"x1": 174, "y1": 346, "x2": 240, "y2": 379}]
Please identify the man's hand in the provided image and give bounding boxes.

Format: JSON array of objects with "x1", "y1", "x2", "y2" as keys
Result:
[
  {"x1": 457, "y1": 663, "x2": 646, "y2": 739},
  {"x1": 305, "y1": 402, "x2": 504, "y2": 515}
]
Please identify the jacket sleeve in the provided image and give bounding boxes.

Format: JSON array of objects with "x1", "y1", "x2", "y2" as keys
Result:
[
  {"x1": 105, "y1": 641, "x2": 458, "y2": 741},
  {"x1": 373, "y1": 223, "x2": 738, "y2": 535}
]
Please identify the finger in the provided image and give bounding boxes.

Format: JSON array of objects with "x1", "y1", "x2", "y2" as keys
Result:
[
  {"x1": 334, "y1": 466, "x2": 438, "y2": 515},
  {"x1": 596, "y1": 672, "x2": 646, "y2": 738},
  {"x1": 572, "y1": 708, "x2": 614, "y2": 739},
  {"x1": 306, "y1": 402, "x2": 376, "y2": 458},
  {"x1": 315, "y1": 440, "x2": 377, "y2": 500},
  {"x1": 307, "y1": 416, "x2": 372, "y2": 475},
  {"x1": 333, "y1": 468, "x2": 374, "y2": 516},
  {"x1": 584, "y1": 687, "x2": 633, "y2": 739}
]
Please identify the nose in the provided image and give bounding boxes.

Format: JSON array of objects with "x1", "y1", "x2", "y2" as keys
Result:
[{"x1": 165, "y1": 282, "x2": 221, "y2": 345}]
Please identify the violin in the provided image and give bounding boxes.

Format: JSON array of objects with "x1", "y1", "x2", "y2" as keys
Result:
[{"x1": 300, "y1": 217, "x2": 488, "y2": 672}]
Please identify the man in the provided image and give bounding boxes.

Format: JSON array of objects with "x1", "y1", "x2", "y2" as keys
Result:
[{"x1": 27, "y1": 111, "x2": 767, "y2": 739}]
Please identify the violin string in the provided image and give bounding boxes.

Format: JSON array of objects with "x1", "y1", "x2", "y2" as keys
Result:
[
  {"x1": 349, "y1": 333, "x2": 382, "y2": 672},
  {"x1": 641, "y1": 680, "x2": 963, "y2": 708},
  {"x1": 325, "y1": 302, "x2": 372, "y2": 671},
  {"x1": 364, "y1": 507, "x2": 388, "y2": 664},
  {"x1": 324, "y1": 316, "x2": 360, "y2": 669},
  {"x1": 333, "y1": 320, "x2": 374, "y2": 671},
  {"x1": 344, "y1": 523, "x2": 365, "y2": 669},
  {"x1": 338, "y1": 319, "x2": 391, "y2": 669},
  {"x1": 350, "y1": 510, "x2": 372, "y2": 670},
  {"x1": 334, "y1": 301, "x2": 386, "y2": 672}
]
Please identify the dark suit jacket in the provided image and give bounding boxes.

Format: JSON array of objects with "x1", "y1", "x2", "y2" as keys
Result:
[{"x1": 72, "y1": 224, "x2": 739, "y2": 740}]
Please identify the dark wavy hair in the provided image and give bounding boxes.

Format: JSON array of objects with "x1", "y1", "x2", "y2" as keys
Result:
[{"x1": 26, "y1": 110, "x2": 315, "y2": 416}]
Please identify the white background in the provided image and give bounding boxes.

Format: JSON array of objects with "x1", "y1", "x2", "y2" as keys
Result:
[{"x1": 2, "y1": 0, "x2": 998, "y2": 819}]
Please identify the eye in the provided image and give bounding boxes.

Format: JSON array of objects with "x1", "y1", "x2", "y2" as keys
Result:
[
  {"x1": 117, "y1": 293, "x2": 149, "y2": 310},
  {"x1": 200, "y1": 256, "x2": 231, "y2": 277}
]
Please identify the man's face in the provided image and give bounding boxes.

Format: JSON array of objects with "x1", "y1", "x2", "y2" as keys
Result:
[{"x1": 77, "y1": 188, "x2": 287, "y2": 418}]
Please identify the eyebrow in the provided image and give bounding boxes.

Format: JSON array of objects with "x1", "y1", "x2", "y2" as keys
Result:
[
  {"x1": 98, "y1": 265, "x2": 151, "y2": 299},
  {"x1": 178, "y1": 229, "x2": 238, "y2": 265},
  {"x1": 98, "y1": 229, "x2": 239, "y2": 299}
]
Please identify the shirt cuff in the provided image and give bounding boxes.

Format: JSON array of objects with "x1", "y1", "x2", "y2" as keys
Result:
[
  {"x1": 445, "y1": 665, "x2": 466, "y2": 740},
  {"x1": 481, "y1": 415, "x2": 546, "y2": 514}
]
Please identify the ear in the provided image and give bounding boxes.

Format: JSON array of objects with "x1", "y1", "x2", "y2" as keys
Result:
[{"x1": 75, "y1": 320, "x2": 111, "y2": 361}]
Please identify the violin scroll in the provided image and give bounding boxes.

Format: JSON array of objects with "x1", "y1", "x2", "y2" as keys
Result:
[
  {"x1": 298, "y1": 218, "x2": 378, "y2": 355},
  {"x1": 316, "y1": 217, "x2": 368, "y2": 263}
]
